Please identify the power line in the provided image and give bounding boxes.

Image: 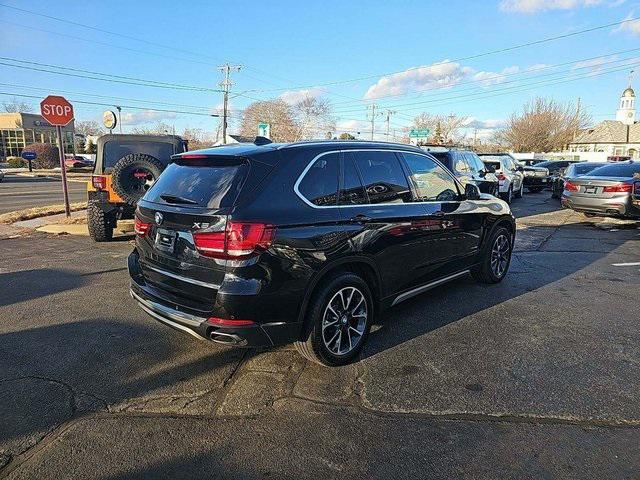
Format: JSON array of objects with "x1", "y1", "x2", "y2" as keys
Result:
[
  {"x1": 242, "y1": 15, "x2": 640, "y2": 93},
  {"x1": 0, "y1": 92, "x2": 219, "y2": 117},
  {"x1": 0, "y1": 56, "x2": 221, "y2": 92}
]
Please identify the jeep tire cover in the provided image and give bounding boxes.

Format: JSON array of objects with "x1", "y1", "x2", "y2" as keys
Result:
[{"x1": 111, "y1": 153, "x2": 164, "y2": 206}]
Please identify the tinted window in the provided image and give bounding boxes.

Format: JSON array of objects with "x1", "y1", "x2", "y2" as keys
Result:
[
  {"x1": 483, "y1": 160, "x2": 501, "y2": 172},
  {"x1": 587, "y1": 163, "x2": 640, "y2": 178},
  {"x1": 453, "y1": 153, "x2": 471, "y2": 174},
  {"x1": 402, "y1": 153, "x2": 460, "y2": 202},
  {"x1": 465, "y1": 153, "x2": 485, "y2": 173},
  {"x1": 430, "y1": 152, "x2": 453, "y2": 170},
  {"x1": 298, "y1": 153, "x2": 339, "y2": 206},
  {"x1": 352, "y1": 151, "x2": 412, "y2": 204},
  {"x1": 104, "y1": 141, "x2": 177, "y2": 169},
  {"x1": 571, "y1": 163, "x2": 605, "y2": 176},
  {"x1": 340, "y1": 155, "x2": 368, "y2": 205},
  {"x1": 145, "y1": 158, "x2": 248, "y2": 209}
]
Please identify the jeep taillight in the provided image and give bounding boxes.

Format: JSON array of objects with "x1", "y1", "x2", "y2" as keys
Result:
[
  {"x1": 193, "y1": 222, "x2": 275, "y2": 259},
  {"x1": 92, "y1": 175, "x2": 107, "y2": 190},
  {"x1": 134, "y1": 217, "x2": 151, "y2": 236}
]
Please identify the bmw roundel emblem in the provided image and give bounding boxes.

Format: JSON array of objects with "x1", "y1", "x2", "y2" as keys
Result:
[{"x1": 155, "y1": 212, "x2": 163, "y2": 225}]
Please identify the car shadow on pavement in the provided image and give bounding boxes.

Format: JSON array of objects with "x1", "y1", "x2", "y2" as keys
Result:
[
  {"x1": 0, "y1": 269, "x2": 89, "y2": 307},
  {"x1": 360, "y1": 226, "x2": 632, "y2": 362}
]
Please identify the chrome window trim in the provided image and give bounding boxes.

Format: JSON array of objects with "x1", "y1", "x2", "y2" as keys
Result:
[
  {"x1": 144, "y1": 264, "x2": 221, "y2": 290},
  {"x1": 293, "y1": 149, "x2": 465, "y2": 209}
]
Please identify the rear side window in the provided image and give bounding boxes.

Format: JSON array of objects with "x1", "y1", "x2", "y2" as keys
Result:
[
  {"x1": 339, "y1": 156, "x2": 368, "y2": 205},
  {"x1": 352, "y1": 151, "x2": 413, "y2": 204},
  {"x1": 144, "y1": 157, "x2": 248, "y2": 209},
  {"x1": 453, "y1": 153, "x2": 471, "y2": 174},
  {"x1": 429, "y1": 152, "x2": 453, "y2": 171},
  {"x1": 298, "y1": 153, "x2": 339, "y2": 206},
  {"x1": 402, "y1": 153, "x2": 460, "y2": 201},
  {"x1": 484, "y1": 161, "x2": 501, "y2": 172},
  {"x1": 103, "y1": 141, "x2": 177, "y2": 169}
]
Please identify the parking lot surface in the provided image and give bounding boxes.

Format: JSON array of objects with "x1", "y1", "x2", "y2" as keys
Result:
[
  {"x1": 1, "y1": 193, "x2": 639, "y2": 479},
  {"x1": 0, "y1": 176, "x2": 87, "y2": 214}
]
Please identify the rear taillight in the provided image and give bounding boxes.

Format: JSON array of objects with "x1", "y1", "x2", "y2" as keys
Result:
[
  {"x1": 206, "y1": 317, "x2": 255, "y2": 327},
  {"x1": 496, "y1": 173, "x2": 506, "y2": 181},
  {"x1": 92, "y1": 175, "x2": 107, "y2": 190},
  {"x1": 134, "y1": 217, "x2": 151, "y2": 236},
  {"x1": 564, "y1": 181, "x2": 579, "y2": 192},
  {"x1": 193, "y1": 221, "x2": 275, "y2": 259},
  {"x1": 603, "y1": 183, "x2": 632, "y2": 193}
]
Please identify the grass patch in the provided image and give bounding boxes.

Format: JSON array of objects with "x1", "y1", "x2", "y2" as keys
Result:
[{"x1": 0, "y1": 202, "x2": 87, "y2": 224}]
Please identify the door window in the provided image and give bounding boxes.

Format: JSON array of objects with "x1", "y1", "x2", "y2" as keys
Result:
[
  {"x1": 352, "y1": 151, "x2": 413, "y2": 204},
  {"x1": 401, "y1": 153, "x2": 461, "y2": 202},
  {"x1": 298, "y1": 153, "x2": 339, "y2": 206},
  {"x1": 453, "y1": 153, "x2": 471, "y2": 174},
  {"x1": 339, "y1": 155, "x2": 368, "y2": 205}
]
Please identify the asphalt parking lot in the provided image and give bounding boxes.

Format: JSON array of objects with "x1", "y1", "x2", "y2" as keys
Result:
[{"x1": 1, "y1": 192, "x2": 639, "y2": 479}]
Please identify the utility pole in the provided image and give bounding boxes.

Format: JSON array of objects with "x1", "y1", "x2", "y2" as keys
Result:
[
  {"x1": 384, "y1": 110, "x2": 397, "y2": 141},
  {"x1": 219, "y1": 63, "x2": 242, "y2": 144},
  {"x1": 367, "y1": 104, "x2": 382, "y2": 141}
]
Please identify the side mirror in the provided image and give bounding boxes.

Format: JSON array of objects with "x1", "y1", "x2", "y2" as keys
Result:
[{"x1": 464, "y1": 183, "x2": 481, "y2": 200}]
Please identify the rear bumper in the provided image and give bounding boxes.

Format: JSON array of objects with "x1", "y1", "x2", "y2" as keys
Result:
[
  {"x1": 523, "y1": 176, "x2": 550, "y2": 188},
  {"x1": 128, "y1": 249, "x2": 302, "y2": 347},
  {"x1": 561, "y1": 194, "x2": 636, "y2": 217}
]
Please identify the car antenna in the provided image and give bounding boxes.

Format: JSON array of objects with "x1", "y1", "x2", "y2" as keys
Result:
[{"x1": 254, "y1": 136, "x2": 273, "y2": 146}]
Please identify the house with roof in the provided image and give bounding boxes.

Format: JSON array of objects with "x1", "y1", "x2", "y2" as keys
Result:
[{"x1": 567, "y1": 84, "x2": 638, "y2": 159}]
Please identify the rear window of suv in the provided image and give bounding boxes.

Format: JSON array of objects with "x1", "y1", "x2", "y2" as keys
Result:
[
  {"x1": 144, "y1": 157, "x2": 248, "y2": 209},
  {"x1": 104, "y1": 141, "x2": 178, "y2": 170}
]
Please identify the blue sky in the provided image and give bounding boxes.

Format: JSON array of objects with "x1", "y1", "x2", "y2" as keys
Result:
[{"x1": 1, "y1": 0, "x2": 639, "y2": 140}]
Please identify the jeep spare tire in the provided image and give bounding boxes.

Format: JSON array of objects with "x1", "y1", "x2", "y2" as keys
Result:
[{"x1": 111, "y1": 153, "x2": 164, "y2": 206}]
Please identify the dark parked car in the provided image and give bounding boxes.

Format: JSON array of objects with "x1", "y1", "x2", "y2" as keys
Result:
[
  {"x1": 421, "y1": 147, "x2": 499, "y2": 196},
  {"x1": 517, "y1": 161, "x2": 550, "y2": 193},
  {"x1": 551, "y1": 162, "x2": 607, "y2": 199},
  {"x1": 128, "y1": 140, "x2": 515, "y2": 366},
  {"x1": 534, "y1": 160, "x2": 579, "y2": 180}
]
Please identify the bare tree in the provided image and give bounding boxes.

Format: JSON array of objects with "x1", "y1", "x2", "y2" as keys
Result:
[
  {"x1": 182, "y1": 127, "x2": 214, "y2": 150},
  {"x1": 409, "y1": 112, "x2": 469, "y2": 144},
  {"x1": 495, "y1": 97, "x2": 591, "y2": 152},
  {"x1": 292, "y1": 97, "x2": 335, "y2": 140},
  {"x1": 2, "y1": 98, "x2": 33, "y2": 113},
  {"x1": 240, "y1": 99, "x2": 298, "y2": 142},
  {"x1": 75, "y1": 120, "x2": 104, "y2": 137},
  {"x1": 131, "y1": 122, "x2": 174, "y2": 135}
]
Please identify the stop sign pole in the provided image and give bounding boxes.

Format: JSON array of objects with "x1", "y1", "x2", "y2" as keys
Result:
[{"x1": 40, "y1": 96, "x2": 74, "y2": 217}]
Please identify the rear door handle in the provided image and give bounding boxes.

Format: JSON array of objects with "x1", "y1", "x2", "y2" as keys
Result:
[{"x1": 350, "y1": 214, "x2": 372, "y2": 223}]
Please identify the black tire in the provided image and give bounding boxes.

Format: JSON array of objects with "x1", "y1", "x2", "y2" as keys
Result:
[
  {"x1": 501, "y1": 186, "x2": 513, "y2": 204},
  {"x1": 295, "y1": 273, "x2": 373, "y2": 366},
  {"x1": 111, "y1": 153, "x2": 164, "y2": 206},
  {"x1": 515, "y1": 181, "x2": 524, "y2": 199},
  {"x1": 471, "y1": 226, "x2": 513, "y2": 284},
  {"x1": 87, "y1": 203, "x2": 114, "y2": 242}
]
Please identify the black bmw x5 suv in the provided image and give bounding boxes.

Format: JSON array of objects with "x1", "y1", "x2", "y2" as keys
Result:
[{"x1": 129, "y1": 140, "x2": 515, "y2": 366}]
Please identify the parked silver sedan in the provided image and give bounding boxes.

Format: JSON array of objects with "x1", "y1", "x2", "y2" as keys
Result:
[{"x1": 561, "y1": 161, "x2": 640, "y2": 218}]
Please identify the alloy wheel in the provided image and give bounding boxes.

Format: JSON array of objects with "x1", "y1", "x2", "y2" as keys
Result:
[
  {"x1": 321, "y1": 287, "x2": 368, "y2": 356},
  {"x1": 490, "y1": 234, "x2": 511, "y2": 278}
]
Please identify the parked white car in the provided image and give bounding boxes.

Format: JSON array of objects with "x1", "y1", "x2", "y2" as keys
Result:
[{"x1": 478, "y1": 153, "x2": 525, "y2": 204}]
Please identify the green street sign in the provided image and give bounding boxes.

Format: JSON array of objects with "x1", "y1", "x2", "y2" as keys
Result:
[{"x1": 409, "y1": 128, "x2": 430, "y2": 138}]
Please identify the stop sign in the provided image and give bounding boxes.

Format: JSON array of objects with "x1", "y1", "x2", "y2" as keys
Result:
[{"x1": 40, "y1": 95, "x2": 74, "y2": 126}]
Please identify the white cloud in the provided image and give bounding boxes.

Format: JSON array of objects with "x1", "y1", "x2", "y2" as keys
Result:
[
  {"x1": 120, "y1": 109, "x2": 177, "y2": 126},
  {"x1": 614, "y1": 11, "x2": 640, "y2": 36},
  {"x1": 364, "y1": 61, "x2": 529, "y2": 98},
  {"x1": 279, "y1": 87, "x2": 324, "y2": 104},
  {"x1": 364, "y1": 60, "x2": 475, "y2": 99},
  {"x1": 464, "y1": 118, "x2": 507, "y2": 129},
  {"x1": 573, "y1": 55, "x2": 618, "y2": 75},
  {"x1": 499, "y1": 0, "x2": 613, "y2": 13}
]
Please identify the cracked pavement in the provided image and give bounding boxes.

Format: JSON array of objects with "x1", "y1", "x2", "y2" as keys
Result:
[{"x1": 1, "y1": 193, "x2": 639, "y2": 479}]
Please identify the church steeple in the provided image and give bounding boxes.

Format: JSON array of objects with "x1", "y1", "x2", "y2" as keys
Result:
[{"x1": 616, "y1": 72, "x2": 635, "y2": 126}]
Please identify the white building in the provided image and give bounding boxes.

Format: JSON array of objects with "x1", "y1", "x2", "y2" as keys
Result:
[{"x1": 567, "y1": 84, "x2": 638, "y2": 159}]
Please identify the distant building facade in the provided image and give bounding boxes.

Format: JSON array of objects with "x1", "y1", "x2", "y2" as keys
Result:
[
  {"x1": 567, "y1": 85, "x2": 638, "y2": 159},
  {"x1": 0, "y1": 112, "x2": 75, "y2": 159}
]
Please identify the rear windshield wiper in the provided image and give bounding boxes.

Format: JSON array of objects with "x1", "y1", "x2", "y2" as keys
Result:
[{"x1": 160, "y1": 194, "x2": 198, "y2": 205}]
